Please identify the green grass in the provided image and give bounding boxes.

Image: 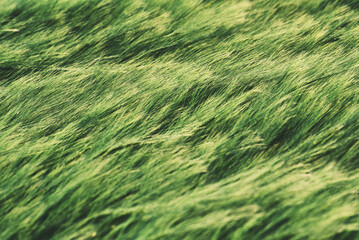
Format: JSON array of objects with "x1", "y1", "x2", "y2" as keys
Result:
[{"x1": 1, "y1": 0, "x2": 359, "y2": 239}]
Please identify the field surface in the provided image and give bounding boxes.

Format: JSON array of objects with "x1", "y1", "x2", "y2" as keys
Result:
[{"x1": 1, "y1": 0, "x2": 359, "y2": 239}]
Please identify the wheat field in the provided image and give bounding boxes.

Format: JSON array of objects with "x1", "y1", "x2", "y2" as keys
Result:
[{"x1": 1, "y1": 0, "x2": 359, "y2": 239}]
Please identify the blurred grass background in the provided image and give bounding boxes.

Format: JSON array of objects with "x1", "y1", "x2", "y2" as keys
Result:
[{"x1": 0, "y1": 0, "x2": 359, "y2": 239}]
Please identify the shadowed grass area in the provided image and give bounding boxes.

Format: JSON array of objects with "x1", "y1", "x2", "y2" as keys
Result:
[{"x1": 1, "y1": 0, "x2": 359, "y2": 239}]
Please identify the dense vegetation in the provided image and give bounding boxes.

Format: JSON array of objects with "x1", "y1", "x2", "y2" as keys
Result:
[{"x1": 1, "y1": 0, "x2": 358, "y2": 239}]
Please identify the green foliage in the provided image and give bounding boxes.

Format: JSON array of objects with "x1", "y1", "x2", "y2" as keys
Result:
[{"x1": 1, "y1": 0, "x2": 359, "y2": 239}]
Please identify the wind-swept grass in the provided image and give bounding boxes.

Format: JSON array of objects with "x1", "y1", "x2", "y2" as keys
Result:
[{"x1": 1, "y1": 0, "x2": 359, "y2": 239}]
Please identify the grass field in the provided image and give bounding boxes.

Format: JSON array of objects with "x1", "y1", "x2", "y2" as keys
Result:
[{"x1": 1, "y1": 0, "x2": 359, "y2": 239}]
